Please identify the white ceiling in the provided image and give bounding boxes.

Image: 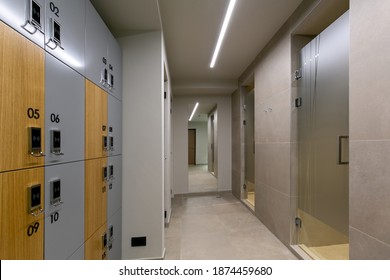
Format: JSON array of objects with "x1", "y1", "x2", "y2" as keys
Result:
[{"x1": 90, "y1": 0, "x2": 303, "y2": 96}]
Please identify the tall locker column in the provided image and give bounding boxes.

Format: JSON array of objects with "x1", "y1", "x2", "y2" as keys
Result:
[
  {"x1": 44, "y1": 54, "x2": 85, "y2": 260},
  {"x1": 0, "y1": 22, "x2": 45, "y2": 259},
  {"x1": 85, "y1": 80, "x2": 109, "y2": 259},
  {"x1": 85, "y1": 0, "x2": 122, "y2": 260}
]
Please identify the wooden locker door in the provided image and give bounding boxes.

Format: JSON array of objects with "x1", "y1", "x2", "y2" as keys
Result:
[
  {"x1": 84, "y1": 223, "x2": 107, "y2": 260},
  {"x1": 0, "y1": 168, "x2": 45, "y2": 259},
  {"x1": 0, "y1": 22, "x2": 45, "y2": 172},
  {"x1": 85, "y1": 158, "x2": 107, "y2": 242},
  {"x1": 85, "y1": 80, "x2": 108, "y2": 159}
]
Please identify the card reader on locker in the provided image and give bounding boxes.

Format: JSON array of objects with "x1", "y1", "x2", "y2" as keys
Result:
[
  {"x1": 28, "y1": 184, "x2": 44, "y2": 216},
  {"x1": 108, "y1": 225, "x2": 114, "y2": 250},
  {"x1": 109, "y1": 136, "x2": 114, "y2": 151},
  {"x1": 109, "y1": 165, "x2": 114, "y2": 180},
  {"x1": 50, "y1": 129, "x2": 64, "y2": 155},
  {"x1": 29, "y1": 127, "x2": 45, "y2": 157},
  {"x1": 46, "y1": 18, "x2": 63, "y2": 50},
  {"x1": 50, "y1": 179, "x2": 63, "y2": 207},
  {"x1": 22, "y1": 0, "x2": 43, "y2": 34},
  {"x1": 103, "y1": 166, "x2": 108, "y2": 182},
  {"x1": 103, "y1": 136, "x2": 108, "y2": 151}
]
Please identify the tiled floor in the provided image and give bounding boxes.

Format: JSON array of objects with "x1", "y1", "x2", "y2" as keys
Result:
[
  {"x1": 164, "y1": 192, "x2": 297, "y2": 260},
  {"x1": 188, "y1": 165, "x2": 217, "y2": 193}
]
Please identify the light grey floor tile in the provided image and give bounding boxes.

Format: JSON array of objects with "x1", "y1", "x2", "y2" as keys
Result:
[{"x1": 164, "y1": 192, "x2": 296, "y2": 260}]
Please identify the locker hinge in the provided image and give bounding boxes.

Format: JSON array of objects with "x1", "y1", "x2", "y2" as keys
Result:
[
  {"x1": 243, "y1": 120, "x2": 246, "y2": 126},
  {"x1": 164, "y1": 211, "x2": 167, "y2": 219},
  {"x1": 294, "y1": 69, "x2": 302, "y2": 80},
  {"x1": 243, "y1": 184, "x2": 247, "y2": 190},
  {"x1": 295, "y1": 97, "x2": 302, "y2": 108},
  {"x1": 295, "y1": 217, "x2": 302, "y2": 228},
  {"x1": 164, "y1": 92, "x2": 167, "y2": 99}
]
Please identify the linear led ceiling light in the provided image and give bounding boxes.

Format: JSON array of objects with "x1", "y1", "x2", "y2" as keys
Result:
[
  {"x1": 189, "y1": 102, "x2": 199, "y2": 121},
  {"x1": 210, "y1": 0, "x2": 237, "y2": 68}
]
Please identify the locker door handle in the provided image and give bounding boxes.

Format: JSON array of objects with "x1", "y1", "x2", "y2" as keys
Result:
[
  {"x1": 51, "y1": 151, "x2": 64, "y2": 156},
  {"x1": 30, "y1": 151, "x2": 46, "y2": 157},
  {"x1": 338, "y1": 136, "x2": 349, "y2": 165},
  {"x1": 21, "y1": 21, "x2": 39, "y2": 35},
  {"x1": 51, "y1": 200, "x2": 64, "y2": 207},
  {"x1": 30, "y1": 208, "x2": 45, "y2": 217}
]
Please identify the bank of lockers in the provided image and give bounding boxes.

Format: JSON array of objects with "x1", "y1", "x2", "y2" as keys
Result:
[{"x1": 1, "y1": 0, "x2": 123, "y2": 260}]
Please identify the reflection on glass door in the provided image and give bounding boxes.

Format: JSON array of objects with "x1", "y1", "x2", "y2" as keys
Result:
[
  {"x1": 243, "y1": 88, "x2": 255, "y2": 209},
  {"x1": 296, "y1": 11, "x2": 349, "y2": 260}
]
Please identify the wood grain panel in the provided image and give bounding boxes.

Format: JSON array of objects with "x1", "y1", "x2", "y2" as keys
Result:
[
  {"x1": 0, "y1": 168, "x2": 45, "y2": 259},
  {"x1": 0, "y1": 22, "x2": 45, "y2": 172},
  {"x1": 84, "y1": 223, "x2": 107, "y2": 260},
  {"x1": 85, "y1": 80, "x2": 108, "y2": 159},
  {"x1": 85, "y1": 158, "x2": 107, "y2": 241}
]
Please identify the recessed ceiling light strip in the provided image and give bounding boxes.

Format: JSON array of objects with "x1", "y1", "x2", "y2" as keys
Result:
[
  {"x1": 210, "y1": 0, "x2": 237, "y2": 68},
  {"x1": 189, "y1": 102, "x2": 199, "y2": 121}
]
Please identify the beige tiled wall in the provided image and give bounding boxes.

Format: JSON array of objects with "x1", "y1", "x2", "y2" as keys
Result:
[
  {"x1": 231, "y1": 89, "x2": 241, "y2": 200},
  {"x1": 252, "y1": 21, "x2": 292, "y2": 247},
  {"x1": 349, "y1": 0, "x2": 390, "y2": 259}
]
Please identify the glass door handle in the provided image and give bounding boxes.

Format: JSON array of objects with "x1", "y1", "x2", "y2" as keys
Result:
[{"x1": 338, "y1": 136, "x2": 349, "y2": 165}]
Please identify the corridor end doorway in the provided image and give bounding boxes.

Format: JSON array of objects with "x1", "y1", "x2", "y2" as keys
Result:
[{"x1": 188, "y1": 102, "x2": 218, "y2": 193}]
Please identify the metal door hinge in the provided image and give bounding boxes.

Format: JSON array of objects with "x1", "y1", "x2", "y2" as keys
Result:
[
  {"x1": 243, "y1": 184, "x2": 247, "y2": 190},
  {"x1": 243, "y1": 120, "x2": 246, "y2": 126},
  {"x1": 294, "y1": 69, "x2": 302, "y2": 80}
]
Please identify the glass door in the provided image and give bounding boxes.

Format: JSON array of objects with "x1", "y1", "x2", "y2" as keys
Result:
[{"x1": 297, "y1": 11, "x2": 349, "y2": 260}]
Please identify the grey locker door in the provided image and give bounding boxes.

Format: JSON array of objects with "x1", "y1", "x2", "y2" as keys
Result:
[
  {"x1": 107, "y1": 155, "x2": 122, "y2": 219},
  {"x1": 85, "y1": 0, "x2": 109, "y2": 90},
  {"x1": 108, "y1": 94, "x2": 122, "y2": 156},
  {"x1": 0, "y1": 0, "x2": 45, "y2": 48},
  {"x1": 107, "y1": 208, "x2": 122, "y2": 260},
  {"x1": 44, "y1": 0, "x2": 86, "y2": 75},
  {"x1": 44, "y1": 161, "x2": 85, "y2": 260},
  {"x1": 45, "y1": 53, "x2": 85, "y2": 165},
  {"x1": 107, "y1": 32, "x2": 122, "y2": 100}
]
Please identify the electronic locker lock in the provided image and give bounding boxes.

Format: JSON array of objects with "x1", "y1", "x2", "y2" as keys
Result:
[
  {"x1": 109, "y1": 74, "x2": 114, "y2": 89},
  {"x1": 46, "y1": 18, "x2": 63, "y2": 50},
  {"x1": 103, "y1": 166, "x2": 109, "y2": 182},
  {"x1": 50, "y1": 179, "x2": 64, "y2": 207},
  {"x1": 109, "y1": 164, "x2": 114, "y2": 180},
  {"x1": 108, "y1": 225, "x2": 114, "y2": 250},
  {"x1": 101, "y1": 232, "x2": 108, "y2": 260},
  {"x1": 109, "y1": 136, "x2": 114, "y2": 151},
  {"x1": 29, "y1": 127, "x2": 45, "y2": 157},
  {"x1": 103, "y1": 136, "x2": 108, "y2": 151},
  {"x1": 50, "y1": 129, "x2": 64, "y2": 156},
  {"x1": 101, "y1": 68, "x2": 109, "y2": 87},
  {"x1": 28, "y1": 184, "x2": 44, "y2": 217},
  {"x1": 22, "y1": 0, "x2": 43, "y2": 35}
]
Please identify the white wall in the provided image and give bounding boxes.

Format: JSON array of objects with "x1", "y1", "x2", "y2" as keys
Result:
[
  {"x1": 119, "y1": 31, "x2": 164, "y2": 259},
  {"x1": 188, "y1": 121, "x2": 208, "y2": 165},
  {"x1": 173, "y1": 95, "x2": 232, "y2": 194}
]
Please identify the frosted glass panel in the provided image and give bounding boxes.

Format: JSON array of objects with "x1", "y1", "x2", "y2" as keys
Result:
[{"x1": 297, "y1": 11, "x2": 349, "y2": 259}]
